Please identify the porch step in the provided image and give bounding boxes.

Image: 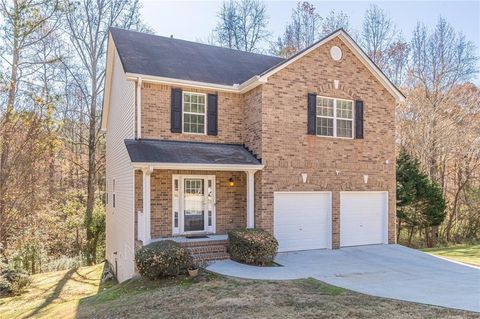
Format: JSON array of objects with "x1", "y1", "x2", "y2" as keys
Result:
[
  {"x1": 186, "y1": 245, "x2": 227, "y2": 255},
  {"x1": 180, "y1": 240, "x2": 230, "y2": 265},
  {"x1": 191, "y1": 251, "x2": 231, "y2": 264},
  {"x1": 180, "y1": 239, "x2": 229, "y2": 248}
]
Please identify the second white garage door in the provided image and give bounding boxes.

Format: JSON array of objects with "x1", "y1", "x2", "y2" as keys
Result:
[
  {"x1": 274, "y1": 192, "x2": 332, "y2": 252},
  {"x1": 340, "y1": 192, "x2": 388, "y2": 247}
]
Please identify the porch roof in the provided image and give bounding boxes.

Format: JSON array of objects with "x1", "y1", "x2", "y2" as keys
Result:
[{"x1": 125, "y1": 139, "x2": 262, "y2": 169}]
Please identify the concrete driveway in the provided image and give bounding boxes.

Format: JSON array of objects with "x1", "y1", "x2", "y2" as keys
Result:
[{"x1": 207, "y1": 244, "x2": 480, "y2": 312}]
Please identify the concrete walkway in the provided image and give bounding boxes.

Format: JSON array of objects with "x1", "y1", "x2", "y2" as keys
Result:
[{"x1": 206, "y1": 244, "x2": 480, "y2": 312}]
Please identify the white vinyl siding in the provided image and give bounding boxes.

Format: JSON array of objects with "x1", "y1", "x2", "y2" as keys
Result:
[{"x1": 105, "y1": 49, "x2": 136, "y2": 283}]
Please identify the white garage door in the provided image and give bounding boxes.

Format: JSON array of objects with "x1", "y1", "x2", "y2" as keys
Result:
[
  {"x1": 340, "y1": 192, "x2": 388, "y2": 247},
  {"x1": 274, "y1": 192, "x2": 332, "y2": 252}
]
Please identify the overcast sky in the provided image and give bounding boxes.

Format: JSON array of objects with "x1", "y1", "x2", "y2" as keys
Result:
[{"x1": 140, "y1": 0, "x2": 480, "y2": 84}]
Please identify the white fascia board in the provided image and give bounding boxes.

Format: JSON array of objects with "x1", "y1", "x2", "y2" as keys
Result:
[
  {"x1": 126, "y1": 73, "x2": 241, "y2": 93},
  {"x1": 125, "y1": 73, "x2": 267, "y2": 94},
  {"x1": 131, "y1": 162, "x2": 264, "y2": 172},
  {"x1": 101, "y1": 35, "x2": 116, "y2": 131}
]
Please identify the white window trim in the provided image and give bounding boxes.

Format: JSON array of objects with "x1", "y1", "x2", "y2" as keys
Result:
[
  {"x1": 316, "y1": 95, "x2": 355, "y2": 139},
  {"x1": 182, "y1": 91, "x2": 207, "y2": 135},
  {"x1": 172, "y1": 174, "x2": 216, "y2": 235}
]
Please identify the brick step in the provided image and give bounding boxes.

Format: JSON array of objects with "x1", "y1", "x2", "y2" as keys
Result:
[
  {"x1": 179, "y1": 239, "x2": 229, "y2": 248},
  {"x1": 192, "y1": 252, "x2": 230, "y2": 264},
  {"x1": 186, "y1": 245, "x2": 227, "y2": 255}
]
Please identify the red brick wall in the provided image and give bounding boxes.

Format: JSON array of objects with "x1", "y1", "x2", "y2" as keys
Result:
[
  {"x1": 258, "y1": 37, "x2": 396, "y2": 247},
  {"x1": 140, "y1": 170, "x2": 246, "y2": 238},
  {"x1": 141, "y1": 83, "x2": 244, "y2": 143},
  {"x1": 136, "y1": 36, "x2": 396, "y2": 247}
]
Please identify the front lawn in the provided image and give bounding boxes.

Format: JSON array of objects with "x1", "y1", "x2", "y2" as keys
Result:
[
  {"x1": 1, "y1": 263, "x2": 478, "y2": 319},
  {"x1": 422, "y1": 244, "x2": 480, "y2": 267}
]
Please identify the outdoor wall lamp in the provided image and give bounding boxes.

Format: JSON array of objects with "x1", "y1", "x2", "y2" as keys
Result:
[
  {"x1": 228, "y1": 178, "x2": 235, "y2": 187},
  {"x1": 363, "y1": 175, "x2": 369, "y2": 184}
]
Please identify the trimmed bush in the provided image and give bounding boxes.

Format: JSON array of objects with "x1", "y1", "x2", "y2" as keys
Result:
[
  {"x1": 228, "y1": 228, "x2": 278, "y2": 266},
  {"x1": 135, "y1": 240, "x2": 191, "y2": 280},
  {"x1": 0, "y1": 267, "x2": 31, "y2": 295}
]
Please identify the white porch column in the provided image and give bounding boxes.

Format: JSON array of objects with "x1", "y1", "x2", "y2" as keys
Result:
[
  {"x1": 142, "y1": 167, "x2": 153, "y2": 244},
  {"x1": 246, "y1": 170, "x2": 255, "y2": 229}
]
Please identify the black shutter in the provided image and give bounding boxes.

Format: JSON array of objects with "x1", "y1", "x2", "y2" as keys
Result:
[
  {"x1": 307, "y1": 93, "x2": 317, "y2": 135},
  {"x1": 207, "y1": 94, "x2": 218, "y2": 135},
  {"x1": 171, "y1": 88, "x2": 182, "y2": 133},
  {"x1": 355, "y1": 100, "x2": 364, "y2": 139}
]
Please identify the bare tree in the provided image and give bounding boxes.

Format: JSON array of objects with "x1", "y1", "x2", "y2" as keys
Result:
[
  {"x1": 0, "y1": 0, "x2": 60, "y2": 259},
  {"x1": 361, "y1": 4, "x2": 396, "y2": 67},
  {"x1": 408, "y1": 18, "x2": 478, "y2": 181},
  {"x1": 62, "y1": 0, "x2": 147, "y2": 264},
  {"x1": 270, "y1": 1, "x2": 321, "y2": 57},
  {"x1": 321, "y1": 10, "x2": 350, "y2": 35},
  {"x1": 214, "y1": 0, "x2": 269, "y2": 52}
]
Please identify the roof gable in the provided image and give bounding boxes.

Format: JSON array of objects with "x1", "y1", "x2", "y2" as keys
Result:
[{"x1": 259, "y1": 29, "x2": 404, "y2": 101}]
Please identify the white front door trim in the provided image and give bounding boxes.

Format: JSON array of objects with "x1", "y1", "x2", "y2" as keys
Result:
[{"x1": 172, "y1": 174, "x2": 216, "y2": 235}]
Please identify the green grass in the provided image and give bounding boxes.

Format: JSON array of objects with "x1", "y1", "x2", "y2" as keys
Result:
[
  {"x1": 1, "y1": 263, "x2": 478, "y2": 319},
  {"x1": 0, "y1": 263, "x2": 106, "y2": 319},
  {"x1": 422, "y1": 244, "x2": 480, "y2": 267}
]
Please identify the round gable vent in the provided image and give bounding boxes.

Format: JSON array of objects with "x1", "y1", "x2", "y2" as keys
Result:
[{"x1": 330, "y1": 46, "x2": 342, "y2": 61}]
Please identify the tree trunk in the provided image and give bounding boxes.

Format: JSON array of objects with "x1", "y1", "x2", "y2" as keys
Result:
[
  {"x1": 408, "y1": 225, "x2": 415, "y2": 246},
  {"x1": 0, "y1": 0, "x2": 20, "y2": 258}
]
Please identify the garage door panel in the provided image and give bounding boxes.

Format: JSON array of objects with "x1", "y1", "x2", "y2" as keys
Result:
[
  {"x1": 274, "y1": 192, "x2": 332, "y2": 252},
  {"x1": 340, "y1": 192, "x2": 388, "y2": 247}
]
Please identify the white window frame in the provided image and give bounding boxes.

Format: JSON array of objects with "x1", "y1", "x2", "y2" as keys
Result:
[
  {"x1": 316, "y1": 95, "x2": 355, "y2": 139},
  {"x1": 172, "y1": 174, "x2": 216, "y2": 235},
  {"x1": 182, "y1": 91, "x2": 207, "y2": 135}
]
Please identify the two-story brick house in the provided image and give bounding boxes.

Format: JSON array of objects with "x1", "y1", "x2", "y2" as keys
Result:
[{"x1": 102, "y1": 28, "x2": 404, "y2": 282}]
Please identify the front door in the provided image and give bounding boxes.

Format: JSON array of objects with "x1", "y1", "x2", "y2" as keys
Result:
[
  {"x1": 172, "y1": 175, "x2": 215, "y2": 235},
  {"x1": 184, "y1": 178, "x2": 205, "y2": 232}
]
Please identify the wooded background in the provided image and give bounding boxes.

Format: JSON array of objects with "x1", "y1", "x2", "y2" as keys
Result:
[{"x1": 0, "y1": 0, "x2": 478, "y2": 274}]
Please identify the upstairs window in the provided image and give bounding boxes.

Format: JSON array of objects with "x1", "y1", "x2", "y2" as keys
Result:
[
  {"x1": 183, "y1": 92, "x2": 206, "y2": 134},
  {"x1": 317, "y1": 97, "x2": 354, "y2": 138}
]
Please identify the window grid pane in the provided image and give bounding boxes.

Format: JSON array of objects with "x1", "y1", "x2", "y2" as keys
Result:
[
  {"x1": 317, "y1": 97, "x2": 334, "y2": 117},
  {"x1": 337, "y1": 119, "x2": 353, "y2": 137},
  {"x1": 336, "y1": 100, "x2": 353, "y2": 119},
  {"x1": 317, "y1": 117, "x2": 334, "y2": 136},
  {"x1": 183, "y1": 93, "x2": 206, "y2": 134}
]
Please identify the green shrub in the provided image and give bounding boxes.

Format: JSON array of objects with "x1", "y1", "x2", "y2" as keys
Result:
[
  {"x1": 228, "y1": 228, "x2": 278, "y2": 266},
  {"x1": 135, "y1": 240, "x2": 191, "y2": 280},
  {"x1": 0, "y1": 267, "x2": 31, "y2": 295}
]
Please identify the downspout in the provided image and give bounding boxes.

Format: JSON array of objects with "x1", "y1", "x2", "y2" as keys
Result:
[{"x1": 136, "y1": 77, "x2": 142, "y2": 139}]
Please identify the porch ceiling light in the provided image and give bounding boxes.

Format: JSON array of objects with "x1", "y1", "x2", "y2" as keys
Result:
[{"x1": 228, "y1": 178, "x2": 235, "y2": 187}]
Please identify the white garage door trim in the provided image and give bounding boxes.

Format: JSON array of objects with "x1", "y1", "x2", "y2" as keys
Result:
[
  {"x1": 274, "y1": 191, "x2": 332, "y2": 252},
  {"x1": 340, "y1": 191, "x2": 388, "y2": 247}
]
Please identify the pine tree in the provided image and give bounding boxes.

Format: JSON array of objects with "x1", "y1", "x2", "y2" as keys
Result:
[{"x1": 396, "y1": 149, "x2": 446, "y2": 247}]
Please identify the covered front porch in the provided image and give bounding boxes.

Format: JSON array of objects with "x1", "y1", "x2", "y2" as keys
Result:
[{"x1": 125, "y1": 139, "x2": 263, "y2": 245}]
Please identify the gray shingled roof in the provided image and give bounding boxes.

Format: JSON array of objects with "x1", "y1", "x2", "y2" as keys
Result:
[
  {"x1": 110, "y1": 28, "x2": 284, "y2": 86},
  {"x1": 125, "y1": 139, "x2": 261, "y2": 166}
]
